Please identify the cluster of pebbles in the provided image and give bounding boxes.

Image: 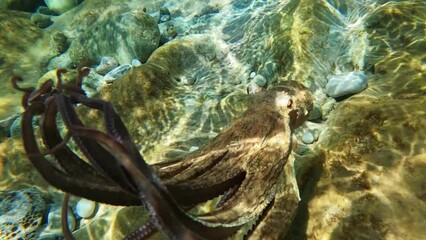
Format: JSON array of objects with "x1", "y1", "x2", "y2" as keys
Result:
[{"x1": 82, "y1": 56, "x2": 142, "y2": 97}]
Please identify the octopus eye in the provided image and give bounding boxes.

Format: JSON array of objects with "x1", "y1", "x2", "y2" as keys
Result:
[{"x1": 287, "y1": 99, "x2": 293, "y2": 108}]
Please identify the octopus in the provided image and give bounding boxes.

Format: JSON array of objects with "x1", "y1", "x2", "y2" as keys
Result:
[{"x1": 12, "y1": 66, "x2": 313, "y2": 240}]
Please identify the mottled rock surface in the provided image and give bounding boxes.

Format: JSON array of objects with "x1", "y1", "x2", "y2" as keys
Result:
[
  {"x1": 57, "y1": 1, "x2": 160, "y2": 64},
  {"x1": 0, "y1": 11, "x2": 69, "y2": 120},
  {"x1": 0, "y1": 188, "x2": 47, "y2": 240}
]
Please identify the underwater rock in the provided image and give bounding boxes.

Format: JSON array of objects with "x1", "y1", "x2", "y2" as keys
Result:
[
  {"x1": 0, "y1": 188, "x2": 47, "y2": 240},
  {"x1": 131, "y1": 59, "x2": 142, "y2": 67},
  {"x1": 95, "y1": 56, "x2": 119, "y2": 75},
  {"x1": 103, "y1": 64, "x2": 132, "y2": 83},
  {"x1": 159, "y1": 22, "x2": 178, "y2": 45},
  {"x1": 30, "y1": 13, "x2": 53, "y2": 28},
  {"x1": 247, "y1": 74, "x2": 267, "y2": 94},
  {"x1": 326, "y1": 72, "x2": 368, "y2": 98},
  {"x1": 189, "y1": 146, "x2": 199, "y2": 152},
  {"x1": 253, "y1": 74, "x2": 267, "y2": 87},
  {"x1": 81, "y1": 70, "x2": 106, "y2": 97},
  {"x1": 1, "y1": 0, "x2": 45, "y2": 12},
  {"x1": 301, "y1": 131, "x2": 315, "y2": 144},
  {"x1": 159, "y1": 6, "x2": 171, "y2": 22},
  {"x1": 47, "y1": 53, "x2": 73, "y2": 70},
  {"x1": 73, "y1": 206, "x2": 150, "y2": 240},
  {"x1": 67, "y1": 3, "x2": 160, "y2": 65},
  {"x1": 321, "y1": 97, "x2": 336, "y2": 120},
  {"x1": 9, "y1": 116, "x2": 22, "y2": 138},
  {"x1": 37, "y1": 6, "x2": 57, "y2": 15},
  {"x1": 0, "y1": 115, "x2": 18, "y2": 139},
  {"x1": 308, "y1": 103, "x2": 322, "y2": 121},
  {"x1": 160, "y1": 14, "x2": 172, "y2": 23},
  {"x1": 44, "y1": 0, "x2": 79, "y2": 14},
  {"x1": 247, "y1": 81, "x2": 263, "y2": 95},
  {"x1": 49, "y1": 31, "x2": 69, "y2": 55},
  {"x1": 75, "y1": 198, "x2": 97, "y2": 219},
  {"x1": 149, "y1": 11, "x2": 160, "y2": 23},
  {"x1": 0, "y1": 11, "x2": 69, "y2": 119}
]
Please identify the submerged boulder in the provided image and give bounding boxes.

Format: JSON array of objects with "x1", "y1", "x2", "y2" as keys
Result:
[
  {"x1": 326, "y1": 71, "x2": 368, "y2": 98},
  {"x1": 65, "y1": 2, "x2": 160, "y2": 64}
]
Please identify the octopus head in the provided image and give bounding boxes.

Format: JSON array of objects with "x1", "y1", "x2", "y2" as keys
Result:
[{"x1": 272, "y1": 81, "x2": 314, "y2": 129}]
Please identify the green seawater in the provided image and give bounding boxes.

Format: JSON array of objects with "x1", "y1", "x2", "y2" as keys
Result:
[{"x1": 0, "y1": 0, "x2": 425, "y2": 239}]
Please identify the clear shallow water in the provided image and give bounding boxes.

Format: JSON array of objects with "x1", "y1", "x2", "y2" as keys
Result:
[{"x1": 0, "y1": 0, "x2": 425, "y2": 239}]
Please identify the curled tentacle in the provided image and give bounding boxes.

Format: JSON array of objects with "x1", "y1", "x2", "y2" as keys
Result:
[
  {"x1": 56, "y1": 68, "x2": 67, "y2": 91},
  {"x1": 21, "y1": 102, "x2": 140, "y2": 205},
  {"x1": 76, "y1": 66, "x2": 90, "y2": 88},
  {"x1": 55, "y1": 94, "x2": 137, "y2": 192},
  {"x1": 11, "y1": 76, "x2": 35, "y2": 108},
  {"x1": 28, "y1": 79, "x2": 54, "y2": 104}
]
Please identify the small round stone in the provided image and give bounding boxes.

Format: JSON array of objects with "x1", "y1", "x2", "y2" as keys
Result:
[
  {"x1": 302, "y1": 131, "x2": 315, "y2": 144},
  {"x1": 312, "y1": 129, "x2": 321, "y2": 141},
  {"x1": 131, "y1": 59, "x2": 142, "y2": 67},
  {"x1": 75, "y1": 199, "x2": 97, "y2": 219},
  {"x1": 249, "y1": 72, "x2": 256, "y2": 78},
  {"x1": 325, "y1": 71, "x2": 368, "y2": 98},
  {"x1": 308, "y1": 104, "x2": 322, "y2": 121},
  {"x1": 253, "y1": 74, "x2": 267, "y2": 87}
]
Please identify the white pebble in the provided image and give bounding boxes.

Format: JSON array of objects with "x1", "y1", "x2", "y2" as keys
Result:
[
  {"x1": 302, "y1": 131, "x2": 315, "y2": 144},
  {"x1": 249, "y1": 72, "x2": 256, "y2": 78},
  {"x1": 76, "y1": 198, "x2": 97, "y2": 219},
  {"x1": 131, "y1": 59, "x2": 142, "y2": 67},
  {"x1": 189, "y1": 146, "x2": 199, "y2": 152}
]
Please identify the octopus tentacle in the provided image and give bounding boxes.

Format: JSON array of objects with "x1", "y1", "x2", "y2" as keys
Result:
[
  {"x1": 55, "y1": 94, "x2": 136, "y2": 192},
  {"x1": 166, "y1": 171, "x2": 246, "y2": 207},
  {"x1": 21, "y1": 102, "x2": 140, "y2": 205},
  {"x1": 68, "y1": 92, "x2": 148, "y2": 175},
  {"x1": 62, "y1": 193, "x2": 76, "y2": 240},
  {"x1": 28, "y1": 79, "x2": 54, "y2": 103},
  {"x1": 40, "y1": 96, "x2": 98, "y2": 175},
  {"x1": 70, "y1": 126, "x2": 243, "y2": 240},
  {"x1": 11, "y1": 76, "x2": 35, "y2": 108},
  {"x1": 125, "y1": 220, "x2": 157, "y2": 240}
]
